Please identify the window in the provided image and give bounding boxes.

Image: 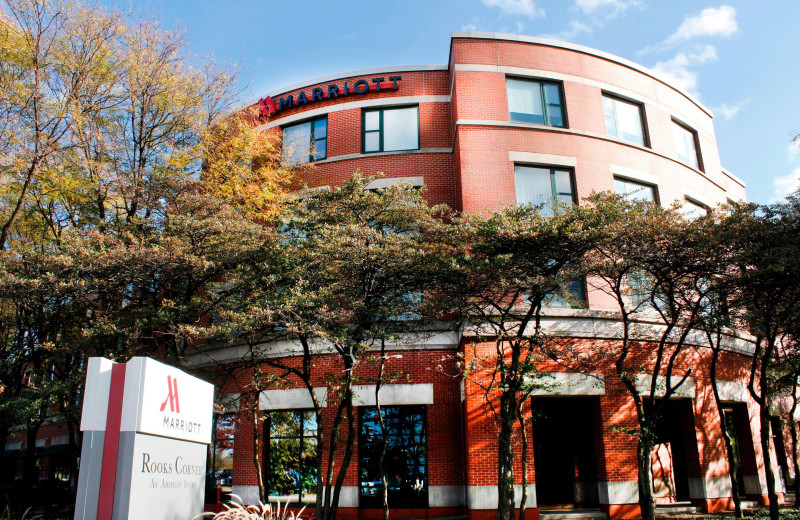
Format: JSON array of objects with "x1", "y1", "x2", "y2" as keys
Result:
[
  {"x1": 614, "y1": 177, "x2": 657, "y2": 203},
  {"x1": 506, "y1": 78, "x2": 565, "y2": 127},
  {"x1": 265, "y1": 411, "x2": 319, "y2": 504},
  {"x1": 603, "y1": 95, "x2": 646, "y2": 146},
  {"x1": 544, "y1": 278, "x2": 587, "y2": 309},
  {"x1": 627, "y1": 269, "x2": 653, "y2": 310},
  {"x1": 362, "y1": 106, "x2": 419, "y2": 153},
  {"x1": 282, "y1": 117, "x2": 327, "y2": 164},
  {"x1": 359, "y1": 406, "x2": 427, "y2": 508},
  {"x1": 207, "y1": 414, "x2": 235, "y2": 500},
  {"x1": 681, "y1": 198, "x2": 708, "y2": 221},
  {"x1": 515, "y1": 165, "x2": 575, "y2": 216},
  {"x1": 672, "y1": 120, "x2": 701, "y2": 170}
]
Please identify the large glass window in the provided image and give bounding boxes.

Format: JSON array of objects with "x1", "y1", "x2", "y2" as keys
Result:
[
  {"x1": 544, "y1": 278, "x2": 587, "y2": 309},
  {"x1": 515, "y1": 165, "x2": 575, "y2": 216},
  {"x1": 206, "y1": 414, "x2": 235, "y2": 503},
  {"x1": 672, "y1": 120, "x2": 701, "y2": 170},
  {"x1": 359, "y1": 406, "x2": 427, "y2": 508},
  {"x1": 282, "y1": 117, "x2": 327, "y2": 164},
  {"x1": 506, "y1": 78, "x2": 565, "y2": 127},
  {"x1": 614, "y1": 177, "x2": 657, "y2": 203},
  {"x1": 362, "y1": 106, "x2": 419, "y2": 153},
  {"x1": 265, "y1": 411, "x2": 319, "y2": 504},
  {"x1": 681, "y1": 198, "x2": 708, "y2": 221},
  {"x1": 603, "y1": 95, "x2": 646, "y2": 146}
]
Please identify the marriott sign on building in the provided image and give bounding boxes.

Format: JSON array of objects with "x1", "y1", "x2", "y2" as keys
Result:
[{"x1": 74, "y1": 357, "x2": 214, "y2": 520}]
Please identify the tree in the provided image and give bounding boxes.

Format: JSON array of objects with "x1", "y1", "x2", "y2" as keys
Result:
[
  {"x1": 551, "y1": 194, "x2": 718, "y2": 520},
  {"x1": 449, "y1": 203, "x2": 595, "y2": 520},
  {"x1": 725, "y1": 198, "x2": 800, "y2": 520},
  {"x1": 197, "y1": 174, "x2": 458, "y2": 520}
]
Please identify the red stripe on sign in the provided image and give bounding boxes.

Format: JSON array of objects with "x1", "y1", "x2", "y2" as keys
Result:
[{"x1": 97, "y1": 362, "x2": 126, "y2": 520}]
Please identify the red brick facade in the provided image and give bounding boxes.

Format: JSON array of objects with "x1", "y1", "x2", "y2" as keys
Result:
[{"x1": 188, "y1": 33, "x2": 792, "y2": 519}]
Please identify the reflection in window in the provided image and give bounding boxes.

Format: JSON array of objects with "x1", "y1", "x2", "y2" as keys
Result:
[
  {"x1": 265, "y1": 411, "x2": 318, "y2": 504},
  {"x1": 614, "y1": 177, "x2": 657, "y2": 203},
  {"x1": 682, "y1": 198, "x2": 708, "y2": 221},
  {"x1": 515, "y1": 165, "x2": 575, "y2": 217},
  {"x1": 282, "y1": 117, "x2": 327, "y2": 164},
  {"x1": 627, "y1": 269, "x2": 654, "y2": 311},
  {"x1": 603, "y1": 95, "x2": 646, "y2": 146},
  {"x1": 544, "y1": 278, "x2": 587, "y2": 309},
  {"x1": 359, "y1": 406, "x2": 427, "y2": 508},
  {"x1": 207, "y1": 414, "x2": 235, "y2": 501},
  {"x1": 363, "y1": 107, "x2": 419, "y2": 153},
  {"x1": 507, "y1": 78, "x2": 564, "y2": 127},
  {"x1": 672, "y1": 121, "x2": 701, "y2": 170}
]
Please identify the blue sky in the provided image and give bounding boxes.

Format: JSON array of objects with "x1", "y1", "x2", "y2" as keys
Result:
[{"x1": 122, "y1": 0, "x2": 800, "y2": 204}]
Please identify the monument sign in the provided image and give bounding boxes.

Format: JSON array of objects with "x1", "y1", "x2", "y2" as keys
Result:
[{"x1": 74, "y1": 357, "x2": 214, "y2": 520}]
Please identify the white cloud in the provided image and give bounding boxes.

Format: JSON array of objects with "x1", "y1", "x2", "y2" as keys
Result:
[
  {"x1": 640, "y1": 5, "x2": 738, "y2": 55},
  {"x1": 771, "y1": 144, "x2": 800, "y2": 203},
  {"x1": 651, "y1": 45, "x2": 718, "y2": 95},
  {"x1": 461, "y1": 23, "x2": 478, "y2": 31},
  {"x1": 710, "y1": 99, "x2": 750, "y2": 121},
  {"x1": 665, "y1": 5, "x2": 738, "y2": 46},
  {"x1": 480, "y1": 0, "x2": 545, "y2": 18},
  {"x1": 575, "y1": 0, "x2": 639, "y2": 18},
  {"x1": 541, "y1": 20, "x2": 593, "y2": 41}
]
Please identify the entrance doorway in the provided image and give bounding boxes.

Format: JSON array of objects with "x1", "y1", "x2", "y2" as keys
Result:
[
  {"x1": 531, "y1": 397, "x2": 600, "y2": 507},
  {"x1": 649, "y1": 400, "x2": 700, "y2": 503}
]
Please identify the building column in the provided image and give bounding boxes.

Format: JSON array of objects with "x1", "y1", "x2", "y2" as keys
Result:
[{"x1": 596, "y1": 393, "x2": 641, "y2": 520}]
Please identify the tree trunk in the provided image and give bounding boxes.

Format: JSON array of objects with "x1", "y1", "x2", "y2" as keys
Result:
[
  {"x1": 497, "y1": 391, "x2": 516, "y2": 520},
  {"x1": 710, "y1": 346, "x2": 743, "y2": 517},
  {"x1": 790, "y1": 417, "x2": 800, "y2": 498},
  {"x1": 0, "y1": 159, "x2": 40, "y2": 250},
  {"x1": 759, "y1": 402, "x2": 780, "y2": 520},
  {"x1": 23, "y1": 423, "x2": 40, "y2": 488},
  {"x1": 516, "y1": 403, "x2": 529, "y2": 520},
  {"x1": 636, "y1": 433, "x2": 656, "y2": 520},
  {"x1": 376, "y1": 341, "x2": 390, "y2": 520}
]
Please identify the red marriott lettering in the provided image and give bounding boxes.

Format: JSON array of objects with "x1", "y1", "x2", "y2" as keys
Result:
[
  {"x1": 159, "y1": 375, "x2": 180, "y2": 413},
  {"x1": 258, "y1": 75, "x2": 402, "y2": 116}
]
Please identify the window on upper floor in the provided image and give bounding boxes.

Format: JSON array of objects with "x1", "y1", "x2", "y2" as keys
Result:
[
  {"x1": 681, "y1": 197, "x2": 708, "y2": 221},
  {"x1": 543, "y1": 277, "x2": 588, "y2": 309},
  {"x1": 362, "y1": 106, "x2": 419, "y2": 153},
  {"x1": 282, "y1": 116, "x2": 327, "y2": 164},
  {"x1": 506, "y1": 78, "x2": 565, "y2": 127},
  {"x1": 672, "y1": 119, "x2": 702, "y2": 171},
  {"x1": 603, "y1": 94, "x2": 646, "y2": 146},
  {"x1": 614, "y1": 177, "x2": 658, "y2": 203},
  {"x1": 515, "y1": 164, "x2": 575, "y2": 216}
]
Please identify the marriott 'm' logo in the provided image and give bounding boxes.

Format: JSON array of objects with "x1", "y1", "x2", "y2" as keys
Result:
[{"x1": 160, "y1": 375, "x2": 180, "y2": 413}]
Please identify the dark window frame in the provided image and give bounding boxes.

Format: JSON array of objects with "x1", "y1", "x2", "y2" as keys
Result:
[
  {"x1": 506, "y1": 76, "x2": 568, "y2": 128},
  {"x1": 263, "y1": 409, "x2": 319, "y2": 504},
  {"x1": 671, "y1": 118, "x2": 704, "y2": 172},
  {"x1": 281, "y1": 116, "x2": 328, "y2": 163},
  {"x1": 361, "y1": 105, "x2": 420, "y2": 154},
  {"x1": 358, "y1": 405, "x2": 429, "y2": 509},
  {"x1": 602, "y1": 92, "x2": 649, "y2": 147},
  {"x1": 613, "y1": 176, "x2": 660, "y2": 205}
]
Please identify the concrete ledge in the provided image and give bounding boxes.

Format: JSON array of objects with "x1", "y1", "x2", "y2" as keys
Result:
[
  {"x1": 528, "y1": 373, "x2": 605, "y2": 396},
  {"x1": 352, "y1": 383, "x2": 434, "y2": 406},
  {"x1": 509, "y1": 151, "x2": 577, "y2": 167},
  {"x1": 599, "y1": 481, "x2": 638, "y2": 505},
  {"x1": 467, "y1": 484, "x2": 536, "y2": 509},
  {"x1": 260, "y1": 387, "x2": 328, "y2": 410},
  {"x1": 635, "y1": 375, "x2": 695, "y2": 398},
  {"x1": 429, "y1": 485, "x2": 466, "y2": 507}
]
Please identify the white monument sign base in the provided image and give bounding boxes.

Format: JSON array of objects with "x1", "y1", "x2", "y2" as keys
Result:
[{"x1": 74, "y1": 357, "x2": 214, "y2": 520}]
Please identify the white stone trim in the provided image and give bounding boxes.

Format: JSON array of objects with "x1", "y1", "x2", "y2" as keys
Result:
[
  {"x1": 429, "y1": 485, "x2": 466, "y2": 507},
  {"x1": 259, "y1": 387, "x2": 328, "y2": 411},
  {"x1": 364, "y1": 176, "x2": 425, "y2": 190},
  {"x1": 467, "y1": 484, "x2": 536, "y2": 509},
  {"x1": 635, "y1": 375, "x2": 695, "y2": 398},
  {"x1": 688, "y1": 476, "x2": 733, "y2": 499},
  {"x1": 51, "y1": 435, "x2": 69, "y2": 446},
  {"x1": 314, "y1": 148, "x2": 452, "y2": 166},
  {"x1": 456, "y1": 120, "x2": 724, "y2": 191},
  {"x1": 528, "y1": 372, "x2": 605, "y2": 396},
  {"x1": 450, "y1": 32, "x2": 710, "y2": 116},
  {"x1": 352, "y1": 384, "x2": 434, "y2": 407},
  {"x1": 610, "y1": 164, "x2": 659, "y2": 186},
  {"x1": 598, "y1": 480, "x2": 639, "y2": 504},
  {"x1": 721, "y1": 167, "x2": 746, "y2": 189},
  {"x1": 258, "y1": 95, "x2": 451, "y2": 130},
  {"x1": 337, "y1": 486, "x2": 359, "y2": 507},
  {"x1": 79, "y1": 357, "x2": 115, "y2": 431},
  {"x1": 509, "y1": 151, "x2": 577, "y2": 167},
  {"x1": 716, "y1": 380, "x2": 748, "y2": 403},
  {"x1": 683, "y1": 188, "x2": 715, "y2": 209}
]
